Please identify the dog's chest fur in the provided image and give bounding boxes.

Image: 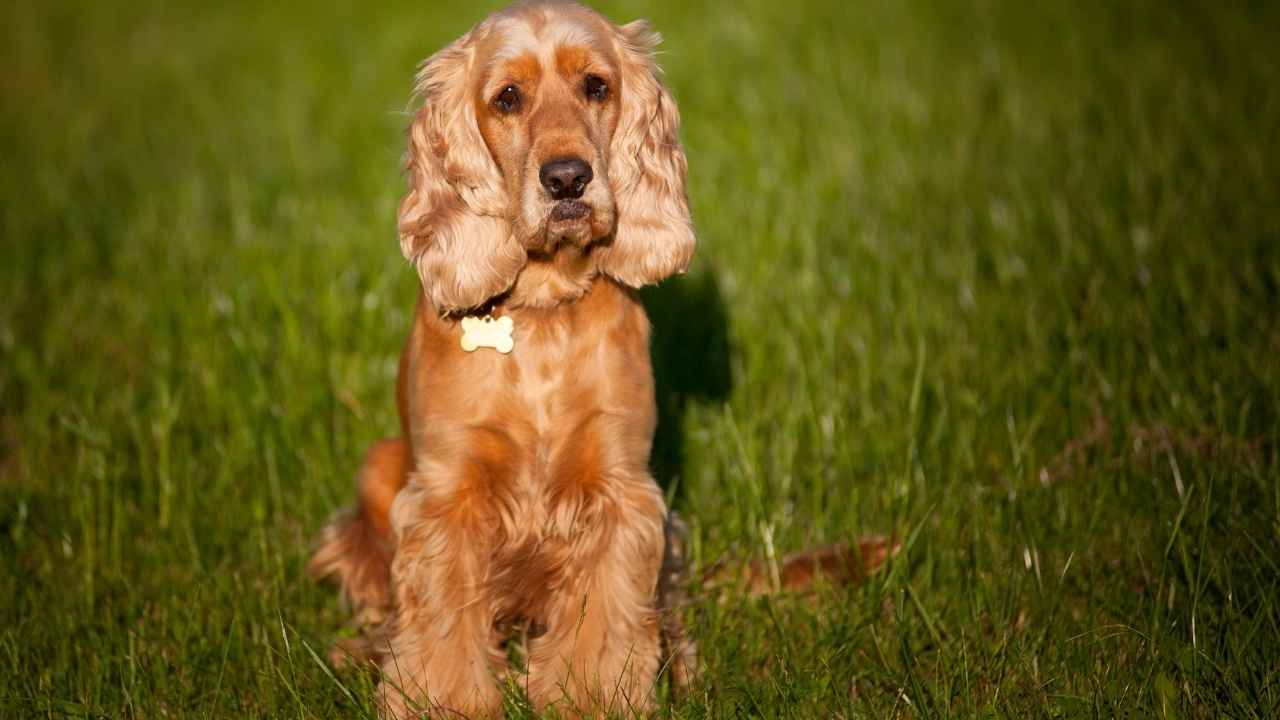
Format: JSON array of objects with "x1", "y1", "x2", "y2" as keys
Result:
[{"x1": 407, "y1": 278, "x2": 659, "y2": 619}]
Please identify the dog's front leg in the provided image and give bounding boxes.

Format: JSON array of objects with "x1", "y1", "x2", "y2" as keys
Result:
[
  {"x1": 526, "y1": 476, "x2": 666, "y2": 717},
  {"x1": 377, "y1": 479, "x2": 503, "y2": 719}
]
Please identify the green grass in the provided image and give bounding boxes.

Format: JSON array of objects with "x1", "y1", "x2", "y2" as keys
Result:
[{"x1": 3, "y1": 0, "x2": 1279, "y2": 716}]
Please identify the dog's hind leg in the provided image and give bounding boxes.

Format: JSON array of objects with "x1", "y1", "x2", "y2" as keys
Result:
[
  {"x1": 309, "y1": 437, "x2": 407, "y2": 624},
  {"x1": 659, "y1": 511, "x2": 699, "y2": 691}
]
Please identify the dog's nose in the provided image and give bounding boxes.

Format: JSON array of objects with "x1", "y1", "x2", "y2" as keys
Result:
[{"x1": 539, "y1": 157, "x2": 593, "y2": 200}]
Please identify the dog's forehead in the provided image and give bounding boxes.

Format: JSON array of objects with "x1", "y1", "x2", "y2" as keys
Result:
[{"x1": 484, "y1": 8, "x2": 612, "y2": 70}]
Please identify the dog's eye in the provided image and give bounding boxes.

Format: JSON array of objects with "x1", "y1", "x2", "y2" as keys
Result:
[
  {"x1": 492, "y1": 85, "x2": 522, "y2": 114},
  {"x1": 583, "y1": 74, "x2": 608, "y2": 102}
]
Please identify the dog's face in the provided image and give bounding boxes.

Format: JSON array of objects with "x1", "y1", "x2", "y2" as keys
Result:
[
  {"x1": 398, "y1": 2, "x2": 695, "y2": 314},
  {"x1": 473, "y1": 15, "x2": 620, "y2": 252}
]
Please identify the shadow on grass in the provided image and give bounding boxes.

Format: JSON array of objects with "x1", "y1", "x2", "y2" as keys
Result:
[{"x1": 642, "y1": 268, "x2": 733, "y2": 500}]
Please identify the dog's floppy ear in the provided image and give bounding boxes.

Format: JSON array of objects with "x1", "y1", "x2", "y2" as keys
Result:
[
  {"x1": 599, "y1": 20, "x2": 696, "y2": 287},
  {"x1": 399, "y1": 29, "x2": 525, "y2": 314}
]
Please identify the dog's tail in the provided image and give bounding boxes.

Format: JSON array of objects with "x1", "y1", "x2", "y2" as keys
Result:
[{"x1": 308, "y1": 438, "x2": 407, "y2": 623}]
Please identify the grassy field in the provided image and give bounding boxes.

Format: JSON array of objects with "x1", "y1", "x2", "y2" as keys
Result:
[{"x1": 3, "y1": 0, "x2": 1279, "y2": 716}]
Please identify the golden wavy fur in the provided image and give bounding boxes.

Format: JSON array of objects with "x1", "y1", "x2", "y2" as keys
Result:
[{"x1": 311, "y1": 2, "x2": 692, "y2": 716}]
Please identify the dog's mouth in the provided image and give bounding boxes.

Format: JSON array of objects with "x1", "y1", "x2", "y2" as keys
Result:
[
  {"x1": 549, "y1": 200, "x2": 590, "y2": 222},
  {"x1": 528, "y1": 199, "x2": 605, "y2": 251}
]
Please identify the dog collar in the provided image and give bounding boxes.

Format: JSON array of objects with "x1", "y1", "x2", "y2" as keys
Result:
[{"x1": 460, "y1": 314, "x2": 514, "y2": 354}]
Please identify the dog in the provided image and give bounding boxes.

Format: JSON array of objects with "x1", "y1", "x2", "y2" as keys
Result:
[
  {"x1": 310, "y1": 2, "x2": 692, "y2": 715},
  {"x1": 309, "y1": 3, "x2": 895, "y2": 716}
]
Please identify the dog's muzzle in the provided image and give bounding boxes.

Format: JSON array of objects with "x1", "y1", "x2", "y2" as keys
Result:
[{"x1": 550, "y1": 200, "x2": 590, "y2": 221}]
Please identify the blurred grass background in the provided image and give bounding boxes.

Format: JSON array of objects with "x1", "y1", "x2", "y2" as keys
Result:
[{"x1": 2, "y1": 0, "x2": 1279, "y2": 716}]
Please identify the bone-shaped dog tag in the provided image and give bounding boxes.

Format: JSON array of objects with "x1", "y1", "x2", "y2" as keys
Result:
[{"x1": 460, "y1": 315, "x2": 514, "y2": 354}]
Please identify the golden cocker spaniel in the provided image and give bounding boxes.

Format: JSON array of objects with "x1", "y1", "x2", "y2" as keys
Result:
[{"x1": 311, "y1": 2, "x2": 695, "y2": 716}]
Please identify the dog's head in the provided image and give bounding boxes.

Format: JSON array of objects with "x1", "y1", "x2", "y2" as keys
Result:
[{"x1": 398, "y1": 2, "x2": 695, "y2": 313}]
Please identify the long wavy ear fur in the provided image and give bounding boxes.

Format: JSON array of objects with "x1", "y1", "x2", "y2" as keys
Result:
[
  {"x1": 599, "y1": 20, "x2": 696, "y2": 287},
  {"x1": 398, "y1": 27, "x2": 526, "y2": 314}
]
